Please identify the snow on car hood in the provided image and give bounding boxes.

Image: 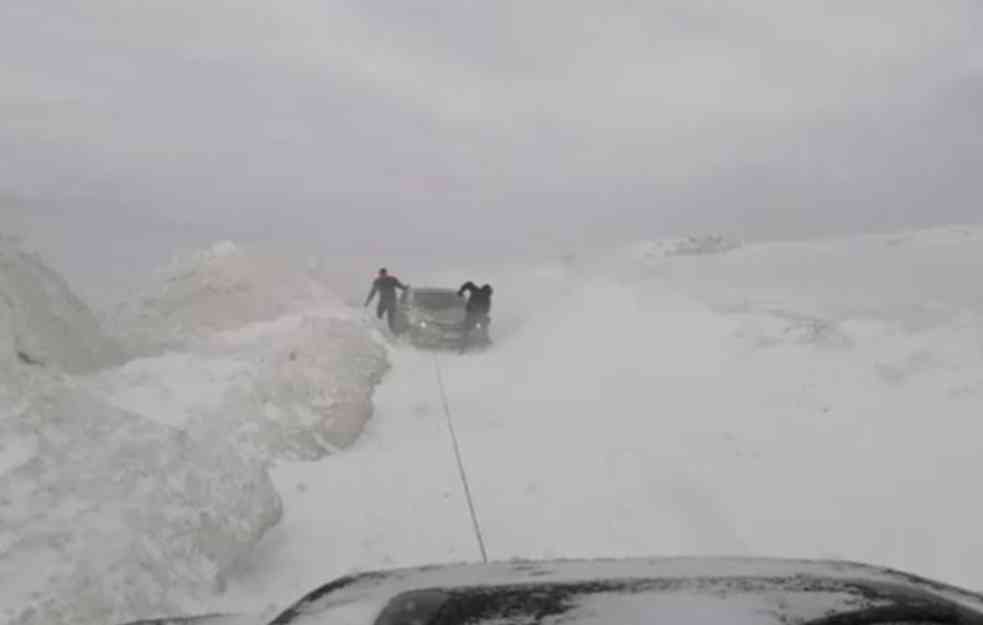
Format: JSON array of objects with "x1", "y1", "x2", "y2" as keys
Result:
[{"x1": 266, "y1": 557, "x2": 983, "y2": 624}]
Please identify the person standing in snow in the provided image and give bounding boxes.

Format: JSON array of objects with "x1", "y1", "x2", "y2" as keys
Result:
[
  {"x1": 457, "y1": 281, "x2": 493, "y2": 348},
  {"x1": 365, "y1": 268, "x2": 408, "y2": 334}
]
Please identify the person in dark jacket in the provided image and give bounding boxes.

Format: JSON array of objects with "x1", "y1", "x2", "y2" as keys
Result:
[
  {"x1": 365, "y1": 268, "x2": 408, "y2": 333},
  {"x1": 457, "y1": 282, "x2": 493, "y2": 347}
]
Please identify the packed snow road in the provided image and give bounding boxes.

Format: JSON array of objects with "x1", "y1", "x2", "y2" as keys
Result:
[{"x1": 434, "y1": 276, "x2": 983, "y2": 576}]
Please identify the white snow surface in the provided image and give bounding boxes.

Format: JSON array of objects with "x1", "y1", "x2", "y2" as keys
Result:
[
  {"x1": 0, "y1": 386, "x2": 283, "y2": 625},
  {"x1": 212, "y1": 225, "x2": 983, "y2": 621},
  {"x1": 85, "y1": 312, "x2": 388, "y2": 461}
]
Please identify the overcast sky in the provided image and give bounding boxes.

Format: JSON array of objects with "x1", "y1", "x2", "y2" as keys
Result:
[{"x1": 2, "y1": 1, "x2": 981, "y2": 281}]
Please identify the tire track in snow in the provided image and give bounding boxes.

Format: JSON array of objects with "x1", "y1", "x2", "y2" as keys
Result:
[
  {"x1": 215, "y1": 347, "x2": 479, "y2": 616},
  {"x1": 432, "y1": 353, "x2": 489, "y2": 563}
]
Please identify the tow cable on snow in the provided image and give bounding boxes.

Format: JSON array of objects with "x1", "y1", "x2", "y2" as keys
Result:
[{"x1": 432, "y1": 354, "x2": 489, "y2": 564}]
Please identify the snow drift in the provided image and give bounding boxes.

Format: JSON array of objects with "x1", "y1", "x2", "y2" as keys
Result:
[
  {"x1": 113, "y1": 241, "x2": 345, "y2": 353},
  {"x1": 0, "y1": 239, "x2": 336, "y2": 625},
  {"x1": 93, "y1": 242, "x2": 389, "y2": 460},
  {"x1": 0, "y1": 388, "x2": 282, "y2": 625},
  {"x1": 211, "y1": 313, "x2": 388, "y2": 455},
  {"x1": 87, "y1": 312, "x2": 388, "y2": 463}
]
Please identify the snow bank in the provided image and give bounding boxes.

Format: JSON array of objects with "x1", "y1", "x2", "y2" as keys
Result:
[
  {"x1": 0, "y1": 236, "x2": 123, "y2": 373},
  {"x1": 114, "y1": 241, "x2": 344, "y2": 352},
  {"x1": 0, "y1": 241, "x2": 289, "y2": 625},
  {"x1": 0, "y1": 387, "x2": 282, "y2": 625},
  {"x1": 209, "y1": 313, "x2": 388, "y2": 456},
  {"x1": 92, "y1": 243, "x2": 389, "y2": 460},
  {"x1": 87, "y1": 313, "x2": 388, "y2": 462}
]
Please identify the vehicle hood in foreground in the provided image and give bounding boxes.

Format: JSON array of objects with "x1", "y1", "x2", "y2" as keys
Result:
[{"x1": 127, "y1": 557, "x2": 983, "y2": 625}]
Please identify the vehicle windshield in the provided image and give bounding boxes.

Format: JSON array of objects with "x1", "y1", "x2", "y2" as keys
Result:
[{"x1": 3, "y1": 3, "x2": 982, "y2": 624}]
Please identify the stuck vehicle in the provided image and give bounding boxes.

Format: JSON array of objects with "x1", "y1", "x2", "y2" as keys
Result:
[{"x1": 397, "y1": 287, "x2": 489, "y2": 349}]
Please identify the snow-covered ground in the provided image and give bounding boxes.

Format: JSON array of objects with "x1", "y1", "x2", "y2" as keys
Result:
[
  {"x1": 207, "y1": 225, "x2": 983, "y2": 620},
  {"x1": 2, "y1": 226, "x2": 982, "y2": 624}
]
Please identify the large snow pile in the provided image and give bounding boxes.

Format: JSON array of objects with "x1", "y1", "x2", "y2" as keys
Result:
[
  {"x1": 212, "y1": 314, "x2": 388, "y2": 455},
  {"x1": 0, "y1": 239, "x2": 288, "y2": 625},
  {"x1": 114, "y1": 241, "x2": 344, "y2": 352},
  {"x1": 0, "y1": 235, "x2": 123, "y2": 373},
  {"x1": 92, "y1": 243, "x2": 389, "y2": 460},
  {"x1": 86, "y1": 312, "x2": 388, "y2": 462},
  {"x1": 0, "y1": 388, "x2": 282, "y2": 625}
]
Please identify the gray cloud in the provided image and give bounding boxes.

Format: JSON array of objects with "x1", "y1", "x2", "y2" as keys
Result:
[{"x1": 2, "y1": 1, "x2": 981, "y2": 282}]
